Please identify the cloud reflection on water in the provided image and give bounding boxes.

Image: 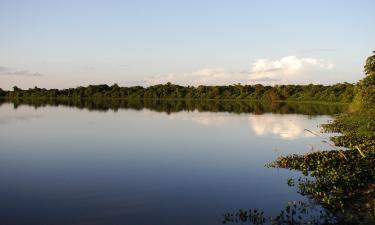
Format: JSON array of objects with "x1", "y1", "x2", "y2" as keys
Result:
[
  {"x1": 248, "y1": 114, "x2": 319, "y2": 140},
  {"x1": 167, "y1": 111, "x2": 326, "y2": 140}
]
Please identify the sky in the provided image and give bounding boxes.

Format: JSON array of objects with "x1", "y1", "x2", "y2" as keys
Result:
[{"x1": 0, "y1": 0, "x2": 374, "y2": 90}]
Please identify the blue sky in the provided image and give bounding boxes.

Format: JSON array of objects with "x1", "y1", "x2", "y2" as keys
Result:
[{"x1": 0, "y1": 0, "x2": 374, "y2": 89}]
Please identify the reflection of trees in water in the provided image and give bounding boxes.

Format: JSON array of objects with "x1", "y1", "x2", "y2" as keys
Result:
[
  {"x1": 3, "y1": 98, "x2": 347, "y2": 115},
  {"x1": 223, "y1": 201, "x2": 336, "y2": 225}
]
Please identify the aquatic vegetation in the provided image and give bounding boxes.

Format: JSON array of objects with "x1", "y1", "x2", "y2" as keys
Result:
[
  {"x1": 223, "y1": 51, "x2": 375, "y2": 224},
  {"x1": 323, "y1": 112, "x2": 375, "y2": 151}
]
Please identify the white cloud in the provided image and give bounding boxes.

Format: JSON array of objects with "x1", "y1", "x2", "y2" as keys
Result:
[
  {"x1": 143, "y1": 56, "x2": 335, "y2": 86},
  {"x1": 0, "y1": 66, "x2": 44, "y2": 77},
  {"x1": 249, "y1": 56, "x2": 334, "y2": 83}
]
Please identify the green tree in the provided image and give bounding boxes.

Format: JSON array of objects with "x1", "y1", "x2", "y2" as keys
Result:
[
  {"x1": 364, "y1": 50, "x2": 375, "y2": 76},
  {"x1": 351, "y1": 51, "x2": 375, "y2": 111}
]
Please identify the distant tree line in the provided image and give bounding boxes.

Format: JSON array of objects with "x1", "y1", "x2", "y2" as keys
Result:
[{"x1": 2, "y1": 82, "x2": 356, "y2": 103}]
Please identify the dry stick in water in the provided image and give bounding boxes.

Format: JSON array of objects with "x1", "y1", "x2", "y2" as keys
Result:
[
  {"x1": 356, "y1": 146, "x2": 366, "y2": 158},
  {"x1": 304, "y1": 129, "x2": 348, "y2": 161}
]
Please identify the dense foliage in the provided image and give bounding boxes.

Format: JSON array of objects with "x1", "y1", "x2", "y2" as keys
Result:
[
  {"x1": 364, "y1": 50, "x2": 375, "y2": 77},
  {"x1": 4, "y1": 82, "x2": 355, "y2": 103},
  {"x1": 351, "y1": 51, "x2": 375, "y2": 111}
]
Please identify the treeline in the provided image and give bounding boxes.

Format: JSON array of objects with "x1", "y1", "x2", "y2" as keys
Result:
[{"x1": 2, "y1": 82, "x2": 355, "y2": 102}]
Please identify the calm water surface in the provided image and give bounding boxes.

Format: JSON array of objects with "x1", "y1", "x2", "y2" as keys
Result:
[{"x1": 0, "y1": 101, "x2": 341, "y2": 225}]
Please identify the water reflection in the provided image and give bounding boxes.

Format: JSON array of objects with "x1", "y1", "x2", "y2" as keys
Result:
[
  {"x1": 1, "y1": 98, "x2": 347, "y2": 115},
  {"x1": 0, "y1": 100, "x2": 342, "y2": 225},
  {"x1": 248, "y1": 114, "x2": 319, "y2": 140},
  {"x1": 166, "y1": 111, "x2": 329, "y2": 143},
  {"x1": 0, "y1": 113, "x2": 42, "y2": 125},
  {"x1": 222, "y1": 200, "x2": 336, "y2": 225}
]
